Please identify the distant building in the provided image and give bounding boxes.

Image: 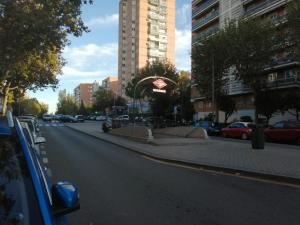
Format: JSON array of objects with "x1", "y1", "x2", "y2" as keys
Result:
[
  {"x1": 74, "y1": 81, "x2": 99, "y2": 107},
  {"x1": 118, "y1": 0, "x2": 176, "y2": 98},
  {"x1": 102, "y1": 76, "x2": 119, "y2": 95}
]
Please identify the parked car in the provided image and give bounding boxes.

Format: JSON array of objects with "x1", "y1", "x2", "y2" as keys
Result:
[
  {"x1": 60, "y1": 115, "x2": 78, "y2": 123},
  {"x1": 43, "y1": 114, "x2": 53, "y2": 122},
  {"x1": 0, "y1": 112, "x2": 80, "y2": 225},
  {"x1": 18, "y1": 117, "x2": 40, "y2": 139},
  {"x1": 221, "y1": 122, "x2": 253, "y2": 140},
  {"x1": 75, "y1": 115, "x2": 85, "y2": 122},
  {"x1": 95, "y1": 115, "x2": 106, "y2": 121},
  {"x1": 195, "y1": 121, "x2": 221, "y2": 136},
  {"x1": 264, "y1": 120, "x2": 300, "y2": 145},
  {"x1": 117, "y1": 115, "x2": 130, "y2": 121},
  {"x1": 20, "y1": 121, "x2": 46, "y2": 152}
]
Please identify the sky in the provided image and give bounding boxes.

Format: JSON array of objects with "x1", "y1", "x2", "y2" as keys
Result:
[{"x1": 29, "y1": 0, "x2": 192, "y2": 113}]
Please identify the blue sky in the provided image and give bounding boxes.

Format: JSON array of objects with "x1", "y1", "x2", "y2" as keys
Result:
[{"x1": 30, "y1": 0, "x2": 192, "y2": 113}]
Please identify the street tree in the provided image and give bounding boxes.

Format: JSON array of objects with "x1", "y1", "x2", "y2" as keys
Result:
[
  {"x1": 56, "y1": 94, "x2": 78, "y2": 115},
  {"x1": 192, "y1": 30, "x2": 231, "y2": 122},
  {"x1": 225, "y1": 19, "x2": 279, "y2": 123},
  {"x1": 283, "y1": 90, "x2": 300, "y2": 120},
  {"x1": 287, "y1": 0, "x2": 300, "y2": 57},
  {"x1": 256, "y1": 91, "x2": 283, "y2": 125},
  {"x1": 0, "y1": 0, "x2": 90, "y2": 115},
  {"x1": 78, "y1": 100, "x2": 88, "y2": 116},
  {"x1": 217, "y1": 95, "x2": 236, "y2": 124},
  {"x1": 18, "y1": 98, "x2": 42, "y2": 116},
  {"x1": 177, "y1": 71, "x2": 194, "y2": 121},
  {"x1": 93, "y1": 87, "x2": 127, "y2": 113}
]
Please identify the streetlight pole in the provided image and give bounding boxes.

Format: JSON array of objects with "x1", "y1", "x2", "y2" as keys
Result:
[{"x1": 212, "y1": 54, "x2": 215, "y2": 122}]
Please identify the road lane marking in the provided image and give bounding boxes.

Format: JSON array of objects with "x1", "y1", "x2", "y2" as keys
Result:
[
  {"x1": 142, "y1": 155, "x2": 300, "y2": 189},
  {"x1": 42, "y1": 158, "x2": 48, "y2": 164}
]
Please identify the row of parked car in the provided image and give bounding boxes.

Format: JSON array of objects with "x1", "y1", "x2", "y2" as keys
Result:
[
  {"x1": 197, "y1": 120, "x2": 300, "y2": 145},
  {"x1": 0, "y1": 113, "x2": 79, "y2": 225},
  {"x1": 43, "y1": 114, "x2": 85, "y2": 123}
]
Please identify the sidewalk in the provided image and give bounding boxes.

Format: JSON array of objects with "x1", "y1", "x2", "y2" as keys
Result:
[{"x1": 66, "y1": 122, "x2": 300, "y2": 181}]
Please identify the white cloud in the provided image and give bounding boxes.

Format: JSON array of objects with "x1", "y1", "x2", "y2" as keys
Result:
[
  {"x1": 86, "y1": 14, "x2": 119, "y2": 28},
  {"x1": 58, "y1": 42, "x2": 119, "y2": 87},
  {"x1": 176, "y1": 3, "x2": 191, "y2": 30},
  {"x1": 63, "y1": 43, "x2": 118, "y2": 68},
  {"x1": 175, "y1": 28, "x2": 191, "y2": 71}
]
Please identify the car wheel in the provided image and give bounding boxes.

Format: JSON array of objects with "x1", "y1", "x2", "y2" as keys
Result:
[{"x1": 241, "y1": 133, "x2": 248, "y2": 140}]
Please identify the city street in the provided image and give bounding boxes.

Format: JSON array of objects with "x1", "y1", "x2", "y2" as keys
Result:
[{"x1": 40, "y1": 123, "x2": 300, "y2": 225}]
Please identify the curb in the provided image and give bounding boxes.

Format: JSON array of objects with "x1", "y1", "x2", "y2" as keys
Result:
[{"x1": 66, "y1": 125, "x2": 300, "y2": 186}]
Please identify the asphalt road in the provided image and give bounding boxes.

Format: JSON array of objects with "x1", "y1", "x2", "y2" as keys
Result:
[{"x1": 41, "y1": 124, "x2": 300, "y2": 225}]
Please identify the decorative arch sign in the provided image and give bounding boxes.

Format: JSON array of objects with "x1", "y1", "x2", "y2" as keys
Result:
[{"x1": 153, "y1": 79, "x2": 167, "y2": 93}]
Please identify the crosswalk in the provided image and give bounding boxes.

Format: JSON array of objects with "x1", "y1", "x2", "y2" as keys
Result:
[{"x1": 39, "y1": 122, "x2": 65, "y2": 127}]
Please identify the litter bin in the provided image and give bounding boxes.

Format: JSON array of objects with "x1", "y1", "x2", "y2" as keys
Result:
[{"x1": 251, "y1": 124, "x2": 265, "y2": 149}]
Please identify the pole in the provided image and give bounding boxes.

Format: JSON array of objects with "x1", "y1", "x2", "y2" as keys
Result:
[{"x1": 212, "y1": 54, "x2": 215, "y2": 122}]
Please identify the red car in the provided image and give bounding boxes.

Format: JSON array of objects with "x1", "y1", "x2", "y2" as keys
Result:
[
  {"x1": 264, "y1": 121, "x2": 300, "y2": 145},
  {"x1": 221, "y1": 122, "x2": 253, "y2": 140}
]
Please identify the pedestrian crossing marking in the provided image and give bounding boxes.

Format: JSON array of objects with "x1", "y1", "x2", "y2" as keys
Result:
[{"x1": 39, "y1": 123, "x2": 65, "y2": 127}]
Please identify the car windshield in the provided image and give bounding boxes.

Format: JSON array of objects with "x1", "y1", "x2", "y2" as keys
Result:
[{"x1": 0, "y1": 135, "x2": 44, "y2": 225}]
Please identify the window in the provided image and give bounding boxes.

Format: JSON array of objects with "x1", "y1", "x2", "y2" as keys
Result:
[
  {"x1": 273, "y1": 122, "x2": 284, "y2": 129},
  {"x1": 0, "y1": 136, "x2": 44, "y2": 225},
  {"x1": 268, "y1": 73, "x2": 277, "y2": 81}
]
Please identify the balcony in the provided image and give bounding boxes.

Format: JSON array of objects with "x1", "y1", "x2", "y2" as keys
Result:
[
  {"x1": 192, "y1": 10, "x2": 219, "y2": 32},
  {"x1": 192, "y1": 26, "x2": 219, "y2": 44},
  {"x1": 243, "y1": 0, "x2": 287, "y2": 17},
  {"x1": 225, "y1": 76, "x2": 300, "y2": 96},
  {"x1": 192, "y1": 0, "x2": 219, "y2": 18},
  {"x1": 266, "y1": 56, "x2": 300, "y2": 71},
  {"x1": 149, "y1": 0, "x2": 159, "y2": 6}
]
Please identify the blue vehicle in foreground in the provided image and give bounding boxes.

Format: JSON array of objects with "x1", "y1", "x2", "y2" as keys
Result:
[{"x1": 0, "y1": 112, "x2": 80, "y2": 225}]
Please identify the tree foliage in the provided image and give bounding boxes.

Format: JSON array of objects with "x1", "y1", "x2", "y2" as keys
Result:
[
  {"x1": 125, "y1": 61, "x2": 179, "y2": 117},
  {"x1": 0, "y1": 0, "x2": 90, "y2": 114},
  {"x1": 93, "y1": 87, "x2": 127, "y2": 113},
  {"x1": 256, "y1": 91, "x2": 283, "y2": 125},
  {"x1": 192, "y1": 30, "x2": 231, "y2": 100},
  {"x1": 56, "y1": 94, "x2": 78, "y2": 115},
  {"x1": 12, "y1": 97, "x2": 48, "y2": 117},
  {"x1": 217, "y1": 95, "x2": 236, "y2": 123},
  {"x1": 287, "y1": 0, "x2": 300, "y2": 57}
]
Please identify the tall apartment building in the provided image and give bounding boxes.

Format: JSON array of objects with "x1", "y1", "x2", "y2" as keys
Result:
[
  {"x1": 118, "y1": 0, "x2": 175, "y2": 97},
  {"x1": 74, "y1": 81, "x2": 99, "y2": 107},
  {"x1": 191, "y1": 0, "x2": 300, "y2": 123},
  {"x1": 102, "y1": 76, "x2": 119, "y2": 95}
]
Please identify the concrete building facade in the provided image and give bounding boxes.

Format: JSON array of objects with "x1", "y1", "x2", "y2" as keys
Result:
[
  {"x1": 102, "y1": 76, "x2": 119, "y2": 95},
  {"x1": 191, "y1": 0, "x2": 300, "y2": 124},
  {"x1": 118, "y1": 0, "x2": 175, "y2": 97},
  {"x1": 74, "y1": 81, "x2": 99, "y2": 107}
]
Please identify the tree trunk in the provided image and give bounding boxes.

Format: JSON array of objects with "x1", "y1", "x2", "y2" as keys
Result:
[{"x1": 1, "y1": 90, "x2": 9, "y2": 116}]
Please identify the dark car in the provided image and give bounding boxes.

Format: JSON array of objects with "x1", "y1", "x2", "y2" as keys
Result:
[
  {"x1": 195, "y1": 121, "x2": 221, "y2": 136},
  {"x1": 264, "y1": 120, "x2": 300, "y2": 145},
  {"x1": 75, "y1": 115, "x2": 85, "y2": 122},
  {"x1": 60, "y1": 115, "x2": 77, "y2": 123},
  {"x1": 221, "y1": 122, "x2": 253, "y2": 140},
  {"x1": 0, "y1": 112, "x2": 80, "y2": 225}
]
